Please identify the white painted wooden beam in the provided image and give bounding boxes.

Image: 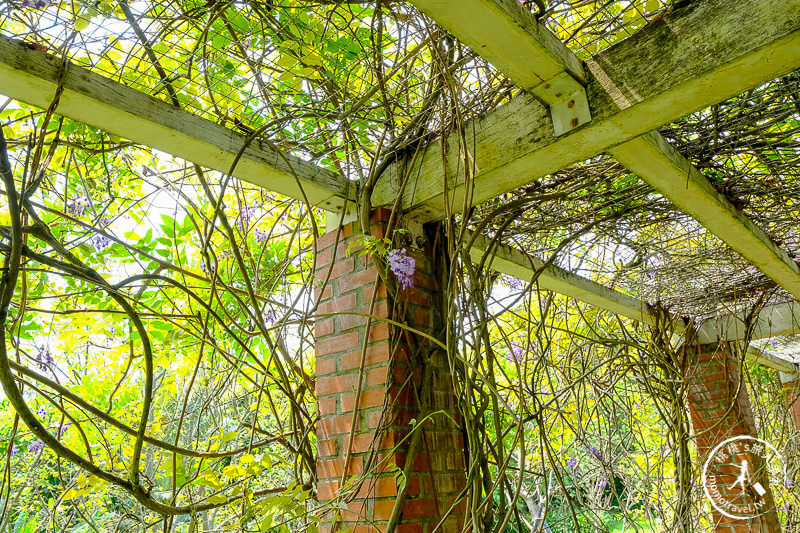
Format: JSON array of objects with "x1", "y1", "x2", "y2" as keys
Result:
[
  {"x1": 697, "y1": 301, "x2": 800, "y2": 346},
  {"x1": 746, "y1": 347, "x2": 797, "y2": 375},
  {"x1": 409, "y1": 0, "x2": 590, "y2": 135},
  {"x1": 0, "y1": 35, "x2": 353, "y2": 211},
  {"x1": 411, "y1": 0, "x2": 584, "y2": 90},
  {"x1": 469, "y1": 231, "x2": 798, "y2": 373},
  {"x1": 610, "y1": 133, "x2": 800, "y2": 300},
  {"x1": 397, "y1": 0, "x2": 800, "y2": 302},
  {"x1": 466, "y1": 231, "x2": 653, "y2": 325},
  {"x1": 374, "y1": 0, "x2": 800, "y2": 221}
]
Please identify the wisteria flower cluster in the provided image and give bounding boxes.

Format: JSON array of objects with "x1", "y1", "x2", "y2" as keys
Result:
[
  {"x1": 35, "y1": 347, "x2": 53, "y2": 372},
  {"x1": 20, "y1": 421, "x2": 71, "y2": 457},
  {"x1": 254, "y1": 228, "x2": 269, "y2": 243},
  {"x1": 500, "y1": 274, "x2": 524, "y2": 290},
  {"x1": 566, "y1": 456, "x2": 578, "y2": 473},
  {"x1": 511, "y1": 344, "x2": 524, "y2": 360},
  {"x1": 387, "y1": 248, "x2": 415, "y2": 290},
  {"x1": 240, "y1": 206, "x2": 258, "y2": 228},
  {"x1": 587, "y1": 444, "x2": 603, "y2": 461},
  {"x1": 27, "y1": 440, "x2": 43, "y2": 454},
  {"x1": 67, "y1": 196, "x2": 91, "y2": 217},
  {"x1": 21, "y1": 0, "x2": 49, "y2": 8},
  {"x1": 92, "y1": 234, "x2": 112, "y2": 251}
]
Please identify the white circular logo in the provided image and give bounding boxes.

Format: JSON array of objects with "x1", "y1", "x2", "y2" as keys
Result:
[{"x1": 702, "y1": 435, "x2": 785, "y2": 519}]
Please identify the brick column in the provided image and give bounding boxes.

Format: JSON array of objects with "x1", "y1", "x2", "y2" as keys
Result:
[
  {"x1": 685, "y1": 342, "x2": 781, "y2": 532},
  {"x1": 782, "y1": 374, "x2": 800, "y2": 439},
  {"x1": 314, "y1": 208, "x2": 466, "y2": 533},
  {"x1": 782, "y1": 373, "x2": 800, "y2": 531}
]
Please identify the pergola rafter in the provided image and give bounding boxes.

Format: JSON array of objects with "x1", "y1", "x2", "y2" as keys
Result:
[
  {"x1": 470, "y1": 231, "x2": 799, "y2": 372},
  {"x1": 373, "y1": 0, "x2": 800, "y2": 225},
  {"x1": 0, "y1": 35, "x2": 354, "y2": 211}
]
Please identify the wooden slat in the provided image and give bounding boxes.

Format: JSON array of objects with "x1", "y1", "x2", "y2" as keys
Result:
[
  {"x1": 409, "y1": 0, "x2": 584, "y2": 91},
  {"x1": 0, "y1": 35, "x2": 353, "y2": 211},
  {"x1": 697, "y1": 301, "x2": 800, "y2": 345}
]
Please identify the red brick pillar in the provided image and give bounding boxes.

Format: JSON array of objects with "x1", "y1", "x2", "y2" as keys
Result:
[
  {"x1": 314, "y1": 208, "x2": 466, "y2": 533},
  {"x1": 783, "y1": 374, "x2": 800, "y2": 531},
  {"x1": 685, "y1": 342, "x2": 781, "y2": 532},
  {"x1": 782, "y1": 375, "x2": 800, "y2": 439}
]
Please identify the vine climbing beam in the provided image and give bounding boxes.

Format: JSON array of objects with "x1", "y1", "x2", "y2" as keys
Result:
[
  {"x1": 0, "y1": 34, "x2": 354, "y2": 212},
  {"x1": 380, "y1": 0, "x2": 800, "y2": 220}
]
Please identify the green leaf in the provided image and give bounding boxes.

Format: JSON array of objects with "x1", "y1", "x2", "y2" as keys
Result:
[
  {"x1": 74, "y1": 16, "x2": 90, "y2": 32},
  {"x1": 277, "y1": 55, "x2": 297, "y2": 69},
  {"x1": 207, "y1": 494, "x2": 227, "y2": 504}
]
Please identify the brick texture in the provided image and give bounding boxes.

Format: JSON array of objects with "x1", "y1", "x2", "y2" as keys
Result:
[
  {"x1": 314, "y1": 208, "x2": 466, "y2": 532},
  {"x1": 784, "y1": 379, "x2": 800, "y2": 439},
  {"x1": 685, "y1": 343, "x2": 781, "y2": 532}
]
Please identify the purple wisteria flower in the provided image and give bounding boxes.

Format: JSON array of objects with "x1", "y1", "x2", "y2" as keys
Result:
[
  {"x1": 35, "y1": 406, "x2": 47, "y2": 418},
  {"x1": 92, "y1": 234, "x2": 112, "y2": 251},
  {"x1": 254, "y1": 229, "x2": 268, "y2": 243},
  {"x1": 387, "y1": 248, "x2": 415, "y2": 290},
  {"x1": 67, "y1": 197, "x2": 91, "y2": 217},
  {"x1": 27, "y1": 440, "x2": 43, "y2": 454},
  {"x1": 240, "y1": 207, "x2": 257, "y2": 227},
  {"x1": 786, "y1": 479, "x2": 794, "y2": 489},
  {"x1": 21, "y1": 0, "x2": 48, "y2": 8},
  {"x1": 567, "y1": 456, "x2": 578, "y2": 473},
  {"x1": 507, "y1": 344, "x2": 524, "y2": 362},
  {"x1": 10, "y1": 444, "x2": 18, "y2": 456},
  {"x1": 501, "y1": 275, "x2": 524, "y2": 290},
  {"x1": 598, "y1": 477, "x2": 608, "y2": 491},
  {"x1": 587, "y1": 445, "x2": 603, "y2": 461},
  {"x1": 35, "y1": 348, "x2": 53, "y2": 372},
  {"x1": 57, "y1": 422, "x2": 71, "y2": 438}
]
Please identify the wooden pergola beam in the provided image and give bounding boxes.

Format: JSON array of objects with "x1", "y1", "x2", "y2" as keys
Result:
[
  {"x1": 698, "y1": 301, "x2": 800, "y2": 346},
  {"x1": 610, "y1": 134, "x2": 800, "y2": 300},
  {"x1": 466, "y1": 231, "x2": 652, "y2": 325},
  {"x1": 469, "y1": 233, "x2": 798, "y2": 373},
  {"x1": 375, "y1": 0, "x2": 800, "y2": 221},
  {"x1": 393, "y1": 0, "x2": 800, "y2": 301},
  {"x1": 0, "y1": 35, "x2": 354, "y2": 211}
]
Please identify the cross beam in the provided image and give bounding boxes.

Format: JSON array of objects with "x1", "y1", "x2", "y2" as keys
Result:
[
  {"x1": 375, "y1": 0, "x2": 800, "y2": 220},
  {"x1": 388, "y1": 0, "x2": 800, "y2": 302},
  {"x1": 610, "y1": 134, "x2": 800, "y2": 299},
  {"x1": 0, "y1": 35, "x2": 353, "y2": 211},
  {"x1": 469, "y1": 233, "x2": 798, "y2": 373}
]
